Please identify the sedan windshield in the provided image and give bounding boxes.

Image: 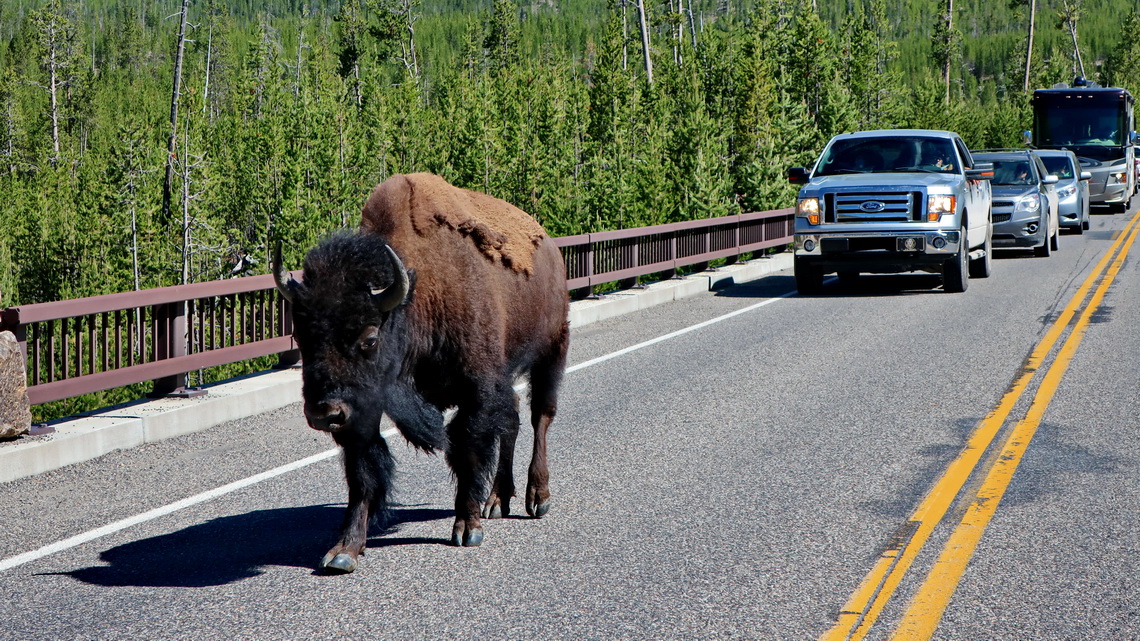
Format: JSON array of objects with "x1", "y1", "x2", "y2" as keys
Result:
[
  {"x1": 815, "y1": 138, "x2": 960, "y2": 175},
  {"x1": 990, "y1": 160, "x2": 1036, "y2": 185},
  {"x1": 1040, "y1": 156, "x2": 1075, "y2": 179}
]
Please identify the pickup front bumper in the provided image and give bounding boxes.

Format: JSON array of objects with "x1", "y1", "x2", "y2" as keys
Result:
[{"x1": 795, "y1": 230, "x2": 962, "y2": 273}]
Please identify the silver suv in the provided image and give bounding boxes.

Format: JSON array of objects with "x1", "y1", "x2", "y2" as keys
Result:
[
  {"x1": 788, "y1": 130, "x2": 994, "y2": 294},
  {"x1": 1035, "y1": 149, "x2": 1091, "y2": 233},
  {"x1": 972, "y1": 150, "x2": 1060, "y2": 257}
]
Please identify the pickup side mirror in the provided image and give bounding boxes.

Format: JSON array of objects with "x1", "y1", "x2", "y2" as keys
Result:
[
  {"x1": 965, "y1": 162, "x2": 994, "y2": 181},
  {"x1": 787, "y1": 166, "x2": 811, "y2": 185},
  {"x1": 1042, "y1": 174, "x2": 1059, "y2": 185},
  {"x1": 1080, "y1": 171, "x2": 1093, "y2": 181}
]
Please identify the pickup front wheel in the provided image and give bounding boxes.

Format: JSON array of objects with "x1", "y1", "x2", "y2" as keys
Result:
[{"x1": 943, "y1": 226, "x2": 969, "y2": 293}]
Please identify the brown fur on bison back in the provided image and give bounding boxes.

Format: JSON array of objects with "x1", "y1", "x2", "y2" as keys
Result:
[
  {"x1": 359, "y1": 173, "x2": 568, "y2": 382},
  {"x1": 362, "y1": 173, "x2": 548, "y2": 275}
]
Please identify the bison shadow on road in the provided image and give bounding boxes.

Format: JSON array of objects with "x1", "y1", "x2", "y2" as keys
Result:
[{"x1": 52, "y1": 504, "x2": 452, "y2": 587}]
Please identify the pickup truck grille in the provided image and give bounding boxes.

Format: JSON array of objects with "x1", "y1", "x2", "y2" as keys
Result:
[{"x1": 825, "y1": 191, "x2": 921, "y2": 223}]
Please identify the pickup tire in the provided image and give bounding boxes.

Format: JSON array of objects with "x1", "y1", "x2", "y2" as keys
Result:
[
  {"x1": 968, "y1": 224, "x2": 992, "y2": 279},
  {"x1": 943, "y1": 225, "x2": 969, "y2": 293},
  {"x1": 794, "y1": 256, "x2": 823, "y2": 295}
]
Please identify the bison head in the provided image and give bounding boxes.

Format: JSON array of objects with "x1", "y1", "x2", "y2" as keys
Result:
[{"x1": 273, "y1": 232, "x2": 413, "y2": 435}]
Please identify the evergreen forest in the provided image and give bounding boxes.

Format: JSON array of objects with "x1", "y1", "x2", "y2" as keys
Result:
[{"x1": 4, "y1": 0, "x2": 1140, "y2": 418}]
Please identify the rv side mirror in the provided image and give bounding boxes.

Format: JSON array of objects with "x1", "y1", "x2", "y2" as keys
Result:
[
  {"x1": 1080, "y1": 171, "x2": 1093, "y2": 181},
  {"x1": 787, "y1": 166, "x2": 811, "y2": 185},
  {"x1": 1132, "y1": 131, "x2": 1139, "y2": 144},
  {"x1": 1022, "y1": 130, "x2": 1032, "y2": 146},
  {"x1": 966, "y1": 162, "x2": 994, "y2": 181}
]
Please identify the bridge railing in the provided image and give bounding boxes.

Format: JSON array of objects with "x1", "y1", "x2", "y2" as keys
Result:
[{"x1": 0, "y1": 209, "x2": 793, "y2": 406}]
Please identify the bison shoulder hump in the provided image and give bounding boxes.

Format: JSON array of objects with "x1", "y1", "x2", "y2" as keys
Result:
[{"x1": 362, "y1": 173, "x2": 548, "y2": 275}]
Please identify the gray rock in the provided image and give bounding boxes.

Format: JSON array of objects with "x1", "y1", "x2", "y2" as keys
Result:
[{"x1": 0, "y1": 330, "x2": 31, "y2": 439}]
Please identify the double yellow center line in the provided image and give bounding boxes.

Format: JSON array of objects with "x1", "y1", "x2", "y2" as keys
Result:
[{"x1": 821, "y1": 209, "x2": 1140, "y2": 641}]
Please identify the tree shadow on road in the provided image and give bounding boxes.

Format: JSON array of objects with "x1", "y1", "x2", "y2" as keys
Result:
[{"x1": 53, "y1": 504, "x2": 451, "y2": 587}]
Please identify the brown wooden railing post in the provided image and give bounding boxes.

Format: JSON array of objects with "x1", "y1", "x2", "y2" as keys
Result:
[{"x1": 151, "y1": 301, "x2": 188, "y2": 396}]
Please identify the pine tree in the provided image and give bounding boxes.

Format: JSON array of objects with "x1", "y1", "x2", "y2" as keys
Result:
[{"x1": 1102, "y1": 11, "x2": 1140, "y2": 94}]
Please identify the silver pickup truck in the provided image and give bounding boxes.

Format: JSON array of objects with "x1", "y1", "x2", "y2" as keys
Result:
[{"x1": 787, "y1": 129, "x2": 995, "y2": 294}]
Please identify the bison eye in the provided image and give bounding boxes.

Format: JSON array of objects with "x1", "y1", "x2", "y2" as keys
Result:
[{"x1": 359, "y1": 334, "x2": 379, "y2": 352}]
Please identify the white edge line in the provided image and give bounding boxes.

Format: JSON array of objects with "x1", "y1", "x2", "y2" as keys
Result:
[
  {"x1": 566, "y1": 291, "x2": 794, "y2": 374},
  {"x1": 1, "y1": 292, "x2": 793, "y2": 573}
]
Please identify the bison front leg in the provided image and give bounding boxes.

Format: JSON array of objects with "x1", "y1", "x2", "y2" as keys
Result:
[
  {"x1": 448, "y1": 386, "x2": 517, "y2": 546},
  {"x1": 323, "y1": 431, "x2": 394, "y2": 573}
]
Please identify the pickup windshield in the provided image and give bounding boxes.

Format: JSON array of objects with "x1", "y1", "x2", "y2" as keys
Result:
[{"x1": 815, "y1": 137, "x2": 960, "y2": 176}]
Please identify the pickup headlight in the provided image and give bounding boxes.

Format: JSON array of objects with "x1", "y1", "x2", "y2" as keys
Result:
[
  {"x1": 927, "y1": 195, "x2": 956, "y2": 222},
  {"x1": 1056, "y1": 184, "x2": 1077, "y2": 199},
  {"x1": 1015, "y1": 193, "x2": 1041, "y2": 213},
  {"x1": 796, "y1": 197, "x2": 821, "y2": 225}
]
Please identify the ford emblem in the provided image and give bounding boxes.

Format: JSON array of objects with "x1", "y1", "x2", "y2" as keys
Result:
[{"x1": 861, "y1": 201, "x2": 886, "y2": 213}]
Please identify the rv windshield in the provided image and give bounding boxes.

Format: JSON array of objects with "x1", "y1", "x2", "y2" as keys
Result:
[{"x1": 1036, "y1": 105, "x2": 1126, "y2": 147}]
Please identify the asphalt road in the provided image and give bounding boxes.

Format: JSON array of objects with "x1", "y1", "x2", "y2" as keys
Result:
[{"x1": 1, "y1": 207, "x2": 1137, "y2": 641}]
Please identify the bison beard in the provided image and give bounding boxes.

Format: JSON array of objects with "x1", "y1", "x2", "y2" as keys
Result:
[{"x1": 275, "y1": 174, "x2": 569, "y2": 574}]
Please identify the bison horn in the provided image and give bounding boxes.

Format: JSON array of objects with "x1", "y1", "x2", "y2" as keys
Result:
[
  {"x1": 371, "y1": 245, "x2": 410, "y2": 313},
  {"x1": 272, "y1": 242, "x2": 301, "y2": 304}
]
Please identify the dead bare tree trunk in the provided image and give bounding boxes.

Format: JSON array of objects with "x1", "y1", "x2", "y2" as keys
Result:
[
  {"x1": 686, "y1": 0, "x2": 697, "y2": 50},
  {"x1": 1023, "y1": 0, "x2": 1035, "y2": 92},
  {"x1": 294, "y1": 5, "x2": 308, "y2": 97},
  {"x1": 203, "y1": 24, "x2": 213, "y2": 114},
  {"x1": 163, "y1": 0, "x2": 192, "y2": 223},
  {"x1": 1061, "y1": 0, "x2": 1085, "y2": 77},
  {"x1": 636, "y1": 0, "x2": 653, "y2": 83},
  {"x1": 401, "y1": 0, "x2": 420, "y2": 78},
  {"x1": 944, "y1": 0, "x2": 953, "y2": 105},
  {"x1": 621, "y1": 0, "x2": 629, "y2": 71}
]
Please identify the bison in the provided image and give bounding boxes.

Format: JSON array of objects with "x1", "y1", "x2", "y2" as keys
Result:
[{"x1": 273, "y1": 173, "x2": 570, "y2": 573}]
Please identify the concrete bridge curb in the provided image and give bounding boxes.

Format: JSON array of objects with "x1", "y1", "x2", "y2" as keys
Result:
[{"x1": 0, "y1": 253, "x2": 792, "y2": 485}]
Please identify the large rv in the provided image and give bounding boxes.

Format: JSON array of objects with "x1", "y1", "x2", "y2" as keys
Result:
[{"x1": 1031, "y1": 78, "x2": 1136, "y2": 211}]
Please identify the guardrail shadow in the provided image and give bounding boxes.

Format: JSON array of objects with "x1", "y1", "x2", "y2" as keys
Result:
[{"x1": 52, "y1": 504, "x2": 452, "y2": 587}]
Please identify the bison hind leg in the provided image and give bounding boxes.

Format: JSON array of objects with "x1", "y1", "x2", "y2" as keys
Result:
[{"x1": 483, "y1": 393, "x2": 521, "y2": 520}]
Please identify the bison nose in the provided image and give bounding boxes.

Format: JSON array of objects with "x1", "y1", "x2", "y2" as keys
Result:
[{"x1": 305, "y1": 400, "x2": 351, "y2": 432}]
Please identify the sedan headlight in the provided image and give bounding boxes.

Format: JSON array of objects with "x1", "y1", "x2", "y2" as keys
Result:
[
  {"x1": 1056, "y1": 184, "x2": 1077, "y2": 200},
  {"x1": 927, "y1": 195, "x2": 956, "y2": 222},
  {"x1": 1015, "y1": 193, "x2": 1041, "y2": 213},
  {"x1": 796, "y1": 197, "x2": 821, "y2": 225}
]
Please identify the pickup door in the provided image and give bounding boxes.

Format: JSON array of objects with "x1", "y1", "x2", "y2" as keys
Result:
[{"x1": 954, "y1": 136, "x2": 993, "y2": 249}]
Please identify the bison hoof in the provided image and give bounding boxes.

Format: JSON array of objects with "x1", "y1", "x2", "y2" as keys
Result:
[
  {"x1": 451, "y1": 522, "x2": 484, "y2": 547},
  {"x1": 482, "y1": 497, "x2": 509, "y2": 519},
  {"x1": 526, "y1": 499, "x2": 550, "y2": 519},
  {"x1": 320, "y1": 553, "x2": 358, "y2": 574}
]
